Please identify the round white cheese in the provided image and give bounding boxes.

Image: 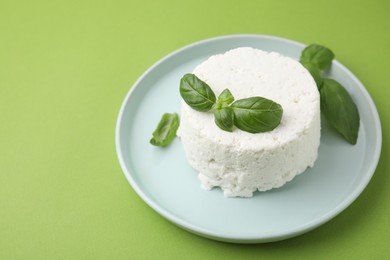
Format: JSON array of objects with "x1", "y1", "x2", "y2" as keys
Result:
[{"x1": 177, "y1": 47, "x2": 320, "y2": 197}]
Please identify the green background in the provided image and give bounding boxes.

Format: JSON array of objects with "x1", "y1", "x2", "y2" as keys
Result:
[{"x1": 1, "y1": 0, "x2": 389, "y2": 259}]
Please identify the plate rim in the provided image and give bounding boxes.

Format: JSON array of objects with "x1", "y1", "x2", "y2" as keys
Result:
[{"x1": 115, "y1": 34, "x2": 382, "y2": 243}]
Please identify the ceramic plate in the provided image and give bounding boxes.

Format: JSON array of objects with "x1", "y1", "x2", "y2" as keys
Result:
[{"x1": 116, "y1": 35, "x2": 381, "y2": 243}]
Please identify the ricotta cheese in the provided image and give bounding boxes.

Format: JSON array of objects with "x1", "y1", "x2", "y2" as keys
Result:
[{"x1": 177, "y1": 47, "x2": 320, "y2": 197}]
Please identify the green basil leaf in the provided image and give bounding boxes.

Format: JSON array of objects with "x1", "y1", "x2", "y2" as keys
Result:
[
  {"x1": 214, "y1": 107, "x2": 234, "y2": 132},
  {"x1": 150, "y1": 113, "x2": 180, "y2": 147},
  {"x1": 217, "y1": 88, "x2": 234, "y2": 106},
  {"x1": 320, "y1": 79, "x2": 360, "y2": 144},
  {"x1": 301, "y1": 62, "x2": 324, "y2": 89},
  {"x1": 231, "y1": 97, "x2": 283, "y2": 133},
  {"x1": 213, "y1": 88, "x2": 235, "y2": 110},
  {"x1": 300, "y1": 44, "x2": 335, "y2": 70},
  {"x1": 180, "y1": 73, "x2": 216, "y2": 111}
]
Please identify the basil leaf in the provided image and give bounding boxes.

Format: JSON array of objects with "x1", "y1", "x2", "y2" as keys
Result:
[
  {"x1": 214, "y1": 107, "x2": 234, "y2": 132},
  {"x1": 213, "y1": 88, "x2": 235, "y2": 110},
  {"x1": 180, "y1": 73, "x2": 216, "y2": 111},
  {"x1": 302, "y1": 62, "x2": 324, "y2": 89},
  {"x1": 300, "y1": 44, "x2": 335, "y2": 70},
  {"x1": 217, "y1": 88, "x2": 234, "y2": 106},
  {"x1": 320, "y1": 79, "x2": 360, "y2": 144},
  {"x1": 150, "y1": 113, "x2": 180, "y2": 147},
  {"x1": 231, "y1": 97, "x2": 283, "y2": 133}
]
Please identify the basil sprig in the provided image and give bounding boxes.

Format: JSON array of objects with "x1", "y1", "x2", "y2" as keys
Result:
[
  {"x1": 300, "y1": 44, "x2": 360, "y2": 144},
  {"x1": 180, "y1": 74, "x2": 283, "y2": 133},
  {"x1": 150, "y1": 113, "x2": 179, "y2": 147}
]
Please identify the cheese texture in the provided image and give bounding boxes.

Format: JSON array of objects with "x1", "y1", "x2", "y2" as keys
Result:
[{"x1": 177, "y1": 47, "x2": 320, "y2": 197}]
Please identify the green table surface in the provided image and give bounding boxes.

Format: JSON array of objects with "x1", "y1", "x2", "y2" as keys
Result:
[{"x1": 1, "y1": 0, "x2": 389, "y2": 259}]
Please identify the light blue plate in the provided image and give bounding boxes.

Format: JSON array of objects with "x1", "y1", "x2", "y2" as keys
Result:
[{"x1": 116, "y1": 35, "x2": 382, "y2": 243}]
